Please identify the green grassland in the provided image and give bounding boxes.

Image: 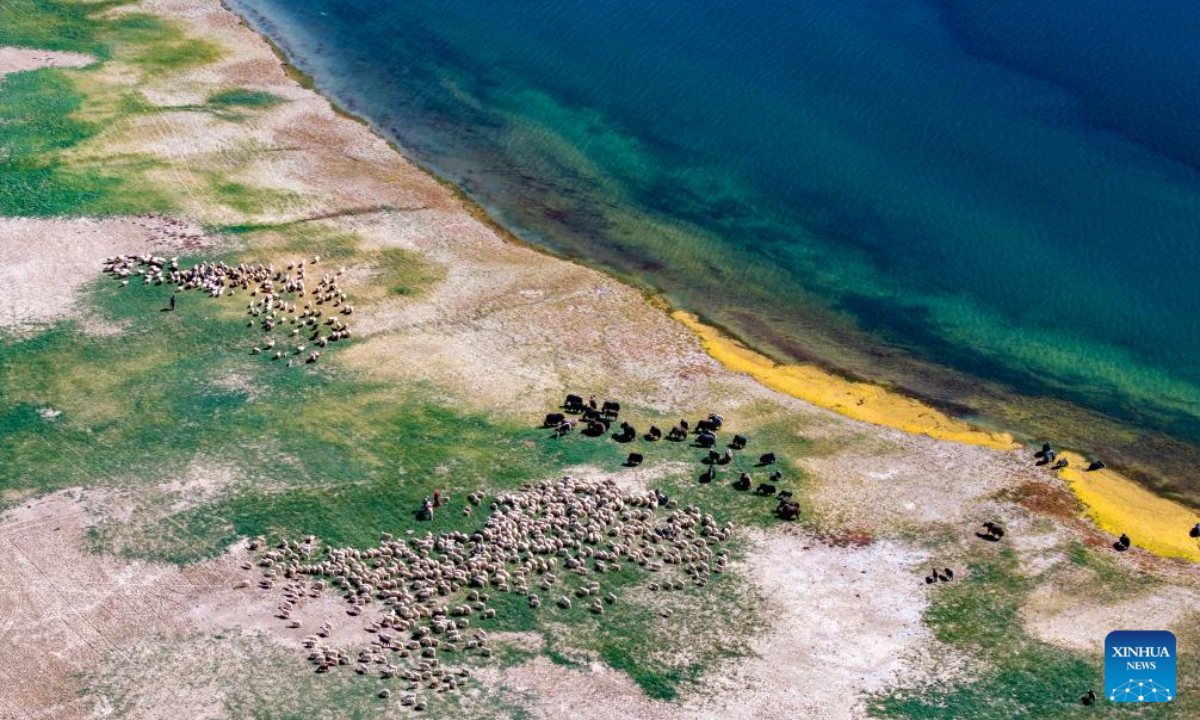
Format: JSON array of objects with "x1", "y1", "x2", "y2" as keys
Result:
[
  {"x1": 0, "y1": 241, "x2": 793, "y2": 703},
  {"x1": 0, "y1": 0, "x2": 280, "y2": 217}
]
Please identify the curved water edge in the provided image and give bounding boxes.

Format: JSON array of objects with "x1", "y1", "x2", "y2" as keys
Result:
[
  {"x1": 678, "y1": 312, "x2": 1200, "y2": 562},
  {"x1": 220, "y1": 0, "x2": 1200, "y2": 555}
]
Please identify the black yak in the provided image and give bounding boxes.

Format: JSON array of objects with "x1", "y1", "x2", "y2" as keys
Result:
[{"x1": 776, "y1": 499, "x2": 801, "y2": 520}]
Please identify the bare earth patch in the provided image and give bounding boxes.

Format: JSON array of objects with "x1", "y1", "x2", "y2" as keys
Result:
[
  {"x1": 0, "y1": 216, "x2": 213, "y2": 332},
  {"x1": 801, "y1": 433, "x2": 1028, "y2": 534},
  {"x1": 0, "y1": 46, "x2": 95, "y2": 79},
  {"x1": 0, "y1": 490, "x2": 202, "y2": 719},
  {"x1": 1023, "y1": 584, "x2": 1200, "y2": 654},
  {"x1": 479, "y1": 529, "x2": 950, "y2": 720}
]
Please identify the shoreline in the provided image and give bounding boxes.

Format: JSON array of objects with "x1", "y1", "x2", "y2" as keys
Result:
[
  {"x1": 677, "y1": 311, "x2": 1200, "y2": 562},
  {"x1": 218, "y1": 2, "x2": 1199, "y2": 564}
]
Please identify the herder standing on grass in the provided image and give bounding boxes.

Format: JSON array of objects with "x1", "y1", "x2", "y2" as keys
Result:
[{"x1": 169, "y1": 295, "x2": 176, "y2": 311}]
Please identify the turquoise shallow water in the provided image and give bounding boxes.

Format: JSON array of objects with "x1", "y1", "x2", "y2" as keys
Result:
[{"x1": 228, "y1": 0, "x2": 1200, "y2": 500}]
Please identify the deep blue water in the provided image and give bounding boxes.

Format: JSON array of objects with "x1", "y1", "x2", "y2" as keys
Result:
[{"x1": 229, "y1": 0, "x2": 1200, "y2": 497}]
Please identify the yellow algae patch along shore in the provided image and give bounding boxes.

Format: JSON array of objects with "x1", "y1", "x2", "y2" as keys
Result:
[
  {"x1": 1057, "y1": 452, "x2": 1200, "y2": 562},
  {"x1": 675, "y1": 312, "x2": 1200, "y2": 563},
  {"x1": 673, "y1": 311, "x2": 1018, "y2": 450}
]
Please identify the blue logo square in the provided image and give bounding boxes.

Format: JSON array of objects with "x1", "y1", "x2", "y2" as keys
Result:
[{"x1": 1105, "y1": 630, "x2": 1176, "y2": 702}]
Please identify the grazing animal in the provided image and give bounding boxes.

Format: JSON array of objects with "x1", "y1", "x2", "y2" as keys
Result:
[
  {"x1": 679, "y1": 419, "x2": 689, "y2": 432},
  {"x1": 734, "y1": 473, "x2": 751, "y2": 491},
  {"x1": 614, "y1": 422, "x2": 636, "y2": 442},
  {"x1": 1035, "y1": 442, "x2": 1052, "y2": 458},
  {"x1": 584, "y1": 421, "x2": 606, "y2": 437},
  {"x1": 700, "y1": 465, "x2": 716, "y2": 483},
  {"x1": 555, "y1": 420, "x2": 576, "y2": 438},
  {"x1": 707, "y1": 413, "x2": 723, "y2": 430},
  {"x1": 601, "y1": 400, "x2": 621, "y2": 418},
  {"x1": 582, "y1": 408, "x2": 600, "y2": 421},
  {"x1": 758, "y1": 452, "x2": 777, "y2": 466},
  {"x1": 1087, "y1": 460, "x2": 1106, "y2": 471},
  {"x1": 696, "y1": 419, "x2": 718, "y2": 434},
  {"x1": 1081, "y1": 689, "x2": 1097, "y2": 706},
  {"x1": 564, "y1": 394, "x2": 584, "y2": 411},
  {"x1": 1190, "y1": 523, "x2": 1200, "y2": 539},
  {"x1": 1114, "y1": 533, "x2": 1131, "y2": 551},
  {"x1": 719, "y1": 448, "x2": 733, "y2": 465},
  {"x1": 647, "y1": 425, "x2": 662, "y2": 441},
  {"x1": 668, "y1": 426, "x2": 687, "y2": 441},
  {"x1": 626, "y1": 453, "x2": 644, "y2": 467},
  {"x1": 754, "y1": 483, "x2": 777, "y2": 496},
  {"x1": 730, "y1": 434, "x2": 747, "y2": 449},
  {"x1": 544, "y1": 412, "x2": 566, "y2": 427},
  {"x1": 925, "y1": 575, "x2": 936, "y2": 584},
  {"x1": 707, "y1": 450, "x2": 721, "y2": 464},
  {"x1": 1052, "y1": 457, "x2": 1069, "y2": 469},
  {"x1": 979, "y1": 521, "x2": 1005, "y2": 541},
  {"x1": 777, "y1": 490, "x2": 793, "y2": 501},
  {"x1": 696, "y1": 432, "x2": 717, "y2": 448},
  {"x1": 776, "y1": 499, "x2": 801, "y2": 520},
  {"x1": 943, "y1": 568, "x2": 954, "y2": 580},
  {"x1": 769, "y1": 469, "x2": 783, "y2": 482}
]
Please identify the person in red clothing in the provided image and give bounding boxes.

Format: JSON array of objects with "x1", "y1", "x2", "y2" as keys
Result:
[{"x1": 433, "y1": 490, "x2": 441, "y2": 508}]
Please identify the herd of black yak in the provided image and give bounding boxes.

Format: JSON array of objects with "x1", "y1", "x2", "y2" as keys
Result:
[{"x1": 543, "y1": 394, "x2": 801, "y2": 521}]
